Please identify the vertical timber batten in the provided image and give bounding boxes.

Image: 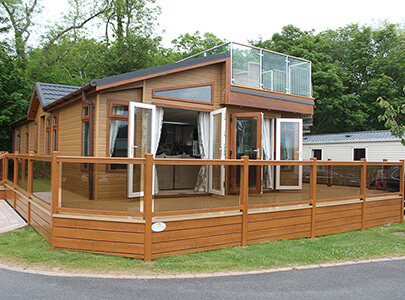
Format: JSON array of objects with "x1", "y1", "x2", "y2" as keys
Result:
[
  {"x1": 310, "y1": 158, "x2": 317, "y2": 239},
  {"x1": 360, "y1": 158, "x2": 367, "y2": 230},
  {"x1": 241, "y1": 156, "x2": 249, "y2": 246}
]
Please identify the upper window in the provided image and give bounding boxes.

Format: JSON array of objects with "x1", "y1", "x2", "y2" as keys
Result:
[
  {"x1": 353, "y1": 148, "x2": 366, "y2": 161},
  {"x1": 311, "y1": 149, "x2": 322, "y2": 160},
  {"x1": 108, "y1": 101, "x2": 129, "y2": 171},
  {"x1": 153, "y1": 84, "x2": 213, "y2": 104}
]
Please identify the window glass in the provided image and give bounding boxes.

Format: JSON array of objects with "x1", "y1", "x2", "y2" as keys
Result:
[
  {"x1": 311, "y1": 149, "x2": 322, "y2": 160},
  {"x1": 112, "y1": 104, "x2": 128, "y2": 115},
  {"x1": 82, "y1": 106, "x2": 88, "y2": 117},
  {"x1": 155, "y1": 85, "x2": 212, "y2": 102},
  {"x1": 353, "y1": 148, "x2": 366, "y2": 161},
  {"x1": 46, "y1": 119, "x2": 50, "y2": 127},
  {"x1": 109, "y1": 120, "x2": 128, "y2": 170},
  {"x1": 53, "y1": 116, "x2": 57, "y2": 125},
  {"x1": 53, "y1": 130, "x2": 57, "y2": 151}
]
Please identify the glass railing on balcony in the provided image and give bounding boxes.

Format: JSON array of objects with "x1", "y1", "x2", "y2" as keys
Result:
[{"x1": 180, "y1": 42, "x2": 312, "y2": 98}]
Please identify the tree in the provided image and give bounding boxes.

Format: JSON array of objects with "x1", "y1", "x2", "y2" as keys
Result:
[{"x1": 377, "y1": 92, "x2": 405, "y2": 145}]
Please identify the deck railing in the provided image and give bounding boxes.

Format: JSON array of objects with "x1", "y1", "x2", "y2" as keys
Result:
[{"x1": 1, "y1": 152, "x2": 404, "y2": 261}]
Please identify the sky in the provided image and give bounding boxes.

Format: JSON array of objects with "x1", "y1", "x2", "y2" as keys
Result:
[{"x1": 39, "y1": 0, "x2": 405, "y2": 47}]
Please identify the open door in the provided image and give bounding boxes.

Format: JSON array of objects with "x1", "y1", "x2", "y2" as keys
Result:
[
  {"x1": 127, "y1": 102, "x2": 156, "y2": 198},
  {"x1": 275, "y1": 118, "x2": 303, "y2": 190},
  {"x1": 262, "y1": 118, "x2": 275, "y2": 190},
  {"x1": 230, "y1": 112, "x2": 263, "y2": 194},
  {"x1": 209, "y1": 108, "x2": 226, "y2": 195}
]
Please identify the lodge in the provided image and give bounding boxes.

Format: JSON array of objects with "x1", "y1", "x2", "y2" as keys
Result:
[{"x1": 0, "y1": 43, "x2": 403, "y2": 261}]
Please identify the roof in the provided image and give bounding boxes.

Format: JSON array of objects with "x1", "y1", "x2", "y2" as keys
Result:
[
  {"x1": 303, "y1": 130, "x2": 400, "y2": 144},
  {"x1": 35, "y1": 82, "x2": 80, "y2": 107},
  {"x1": 93, "y1": 51, "x2": 230, "y2": 87}
]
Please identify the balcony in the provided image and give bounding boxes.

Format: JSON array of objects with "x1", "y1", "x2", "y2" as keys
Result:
[{"x1": 181, "y1": 42, "x2": 312, "y2": 98}]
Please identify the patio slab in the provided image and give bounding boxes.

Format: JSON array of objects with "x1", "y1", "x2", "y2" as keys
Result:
[{"x1": 0, "y1": 200, "x2": 27, "y2": 234}]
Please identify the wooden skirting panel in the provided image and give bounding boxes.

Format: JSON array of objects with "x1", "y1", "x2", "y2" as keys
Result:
[
  {"x1": 314, "y1": 202, "x2": 362, "y2": 237},
  {"x1": 15, "y1": 191, "x2": 29, "y2": 221},
  {"x1": 151, "y1": 215, "x2": 242, "y2": 259},
  {"x1": 0, "y1": 189, "x2": 5, "y2": 199},
  {"x1": 52, "y1": 217, "x2": 144, "y2": 259},
  {"x1": 30, "y1": 202, "x2": 52, "y2": 242},
  {"x1": 365, "y1": 198, "x2": 402, "y2": 228},
  {"x1": 5, "y1": 188, "x2": 13, "y2": 207},
  {"x1": 247, "y1": 208, "x2": 312, "y2": 244}
]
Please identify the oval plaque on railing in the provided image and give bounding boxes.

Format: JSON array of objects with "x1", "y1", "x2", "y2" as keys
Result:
[{"x1": 151, "y1": 222, "x2": 166, "y2": 232}]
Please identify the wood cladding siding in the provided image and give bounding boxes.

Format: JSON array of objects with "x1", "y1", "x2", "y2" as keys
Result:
[
  {"x1": 151, "y1": 215, "x2": 242, "y2": 259},
  {"x1": 229, "y1": 87, "x2": 314, "y2": 115},
  {"x1": 52, "y1": 217, "x2": 144, "y2": 258}
]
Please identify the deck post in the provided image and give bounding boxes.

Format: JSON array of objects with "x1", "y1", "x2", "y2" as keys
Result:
[
  {"x1": 310, "y1": 158, "x2": 317, "y2": 239},
  {"x1": 399, "y1": 159, "x2": 405, "y2": 224},
  {"x1": 143, "y1": 154, "x2": 153, "y2": 262},
  {"x1": 51, "y1": 151, "x2": 60, "y2": 249},
  {"x1": 51, "y1": 151, "x2": 60, "y2": 216},
  {"x1": 27, "y1": 151, "x2": 34, "y2": 225},
  {"x1": 382, "y1": 159, "x2": 388, "y2": 191},
  {"x1": 13, "y1": 152, "x2": 18, "y2": 209},
  {"x1": 360, "y1": 158, "x2": 367, "y2": 230},
  {"x1": 3, "y1": 153, "x2": 8, "y2": 184},
  {"x1": 327, "y1": 158, "x2": 332, "y2": 187},
  {"x1": 241, "y1": 156, "x2": 249, "y2": 246}
]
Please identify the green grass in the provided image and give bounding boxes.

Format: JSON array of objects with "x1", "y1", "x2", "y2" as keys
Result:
[{"x1": 0, "y1": 224, "x2": 404, "y2": 274}]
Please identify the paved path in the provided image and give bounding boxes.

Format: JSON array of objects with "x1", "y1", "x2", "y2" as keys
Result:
[
  {"x1": 0, "y1": 200, "x2": 27, "y2": 234},
  {"x1": 1, "y1": 258, "x2": 404, "y2": 300}
]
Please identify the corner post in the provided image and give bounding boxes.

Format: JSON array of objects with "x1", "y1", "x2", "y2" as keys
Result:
[
  {"x1": 310, "y1": 158, "x2": 317, "y2": 239},
  {"x1": 240, "y1": 156, "x2": 249, "y2": 247},
  {"x1": 143, "y1": 154, "x2": 154, "y2": 262},
  {"x1": 360, "y1": 158, "x2": 367, "y2": 230},
  {"x1": 3, "y1": 152, "x2": 8, "y2": 184},
  {"x1": 27, "y1": 151, "x2": 34, "y2": 225},
  {"x1": 400, "y1": 160, "x2": 404, "y2": 224},
  {"x1": 13, "y1": 151, "x2": 18, "y2": 209},
  {"x1": 51, "y1": 151, "x2": 59, "y2": 215}
]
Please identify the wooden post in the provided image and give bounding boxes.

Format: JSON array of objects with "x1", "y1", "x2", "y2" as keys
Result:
[
  {"x1": 21, "y1": 157, "x2": 26, "y2": 190},
  {"x1": 50, "y1": 151, "x2": 59, "y2": 249},
  {"x1": 399, "y1": 159, "x2": 405, "y2": 223},
  {"x1": 51, "y1": 151, "x2": 59, "y2": 215},
  {"x1": 27, "y1": 152, "x2": 34, "y2": 226},
  {"x1": 310, "y1": 158, "x2": 317, "y2": 239},
  {"x1": 13, "y1": 152, "x2": 18, "y2": 209},
  {"x1": 382, "y1": 159, "x2": 388, "y2": 192},
  {"x1": 240, "y1": 156, "x2": 249, "y2": 247},
  {"x1": 327, "y1": 158, "x2": 332, "y2": 187},
  {"x1": 3, "y1": 153, "x2": 8, "y2": 184},
  {"x1": 143, "y1": 154, "x2": 154, "y2": 262},
  {"x1": 360, "y1": 158, "x2": 367, "y2": 230}
]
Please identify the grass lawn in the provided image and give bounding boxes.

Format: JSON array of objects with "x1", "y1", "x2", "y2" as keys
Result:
[{"x1": 0, "y1": 224, "x2": 404, "y2": 275}]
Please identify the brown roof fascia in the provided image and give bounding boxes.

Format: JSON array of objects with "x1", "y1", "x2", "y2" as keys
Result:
[
  {"x1": 95, "y1": 57, "x2": 228, "y2": 92},
  {"x1": 9, "y1": 115, "x2": 28, "y2": 128},
  {"x1": 44, "y1": 82, "x2": 97, "y2": 112}
]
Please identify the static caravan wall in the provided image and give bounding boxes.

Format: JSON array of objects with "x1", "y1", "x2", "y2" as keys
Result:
[{"x1": 303, "y1": 140, "x2": 405, "y2": 161}]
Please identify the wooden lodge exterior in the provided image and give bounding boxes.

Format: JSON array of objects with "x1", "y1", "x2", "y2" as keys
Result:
[{"x1": 0, "y1": 43, "x2": 403, "y2": 261}]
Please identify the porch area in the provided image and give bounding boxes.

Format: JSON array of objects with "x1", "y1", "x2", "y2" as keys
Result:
[{"x1": 0, "y1": 152, "x2": 403, "y2": 261}]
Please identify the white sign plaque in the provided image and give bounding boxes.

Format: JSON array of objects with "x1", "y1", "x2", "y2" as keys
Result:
[{"x1": 151, "y1": 222, "x2": 166, "y2": 232}]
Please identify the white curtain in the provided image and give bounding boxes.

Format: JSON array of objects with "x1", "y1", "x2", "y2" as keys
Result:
[
  {"x1": 153, "y1": 108, "x2": 164, "y2": 194},
  {"x1": 262, "y1": 118, "x2": 273, "y2": 189},
  {"x1": 109, "y1": 106, "x2": 126, "y2": 157},
  {"x1": 194, "y1": 112, "x2": 210, "y2": 192}
]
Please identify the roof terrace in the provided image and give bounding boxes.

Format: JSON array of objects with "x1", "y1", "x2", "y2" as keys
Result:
[{"x1": 181, "y1": 42, "x2": 312, "y2": 98}]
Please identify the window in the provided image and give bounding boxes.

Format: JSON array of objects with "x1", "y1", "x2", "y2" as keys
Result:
[
  {"x1": 153, "y1": 84, "x2": 213, "y2": 104},
  {"x1": 108, "y1": 101, "x2": 129, "y2": 171},
  {"x1": 311, "y1": 149, "x2": 322, "y2": 160},
  {"x1": 46, "y1": 117, "x2": 51, "y2": 155},
  {"x1": 34, "y1": 122, "x2": 38, "y2": 152},
  {"x1": 25, "y1": 126, "x2": 29, "y2": 153},
  {"x1": 52, "y1": 115, "x2": 58, "y2": 152},
  {"x1": 16, "y1": 129, "x2": 21, "y2": 153},
  {"x1": 82, "y1": 105, "x2": 90, "y2": 170},
  {"x1": 353, "y1": 148, "x2": 366, "y2": 161}
]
